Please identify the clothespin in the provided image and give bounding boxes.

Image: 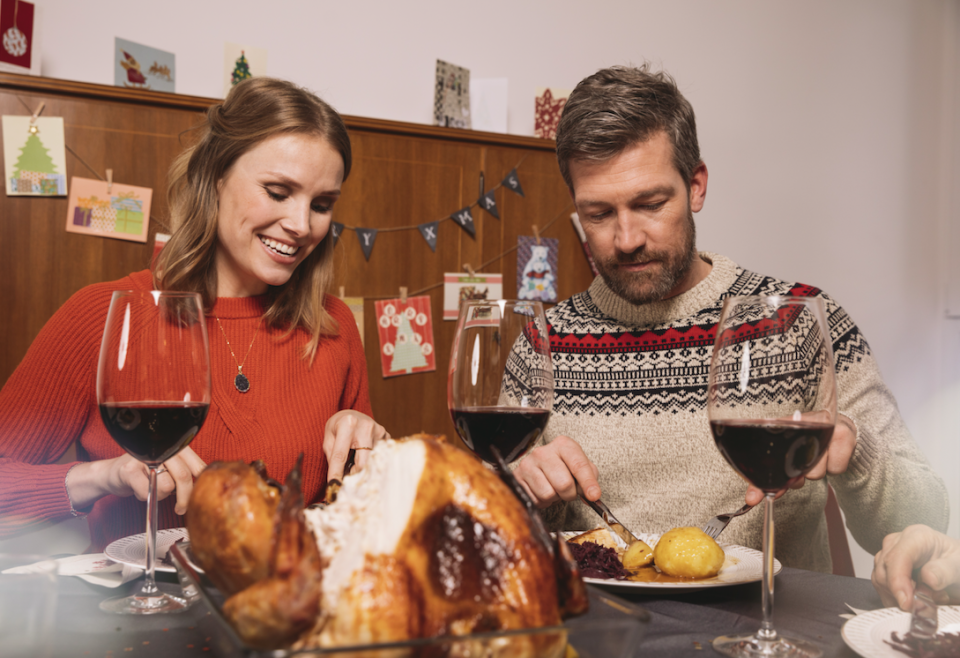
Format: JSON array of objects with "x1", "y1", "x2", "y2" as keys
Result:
[
  {"x1": 106, "y1": 169, "x2": 113, "y2": 194},
  {"x1": 28, "y1": 102, "x2": 45, "y2": 134},
  {"x1": 339, "y1": 286, "x2": 345, "y2": 299},
  {"x1": 399, "y1": 286, "x2": 408, "y2": 303},
  {"x1": 533, "y1": 225, "x2": 542, "y2": 245},
  {"x1": 464, "y1": 263, "x2": 476, "y2": 278}
]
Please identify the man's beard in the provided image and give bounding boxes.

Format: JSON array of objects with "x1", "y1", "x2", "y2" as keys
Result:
[{"x1": 595, "y1": 210, "x2": 698, "y2": 305}]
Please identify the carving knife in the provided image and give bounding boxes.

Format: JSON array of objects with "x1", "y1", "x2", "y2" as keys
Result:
[{"x1": 577, "y1": 485, "x2": 640, "y2": 546}]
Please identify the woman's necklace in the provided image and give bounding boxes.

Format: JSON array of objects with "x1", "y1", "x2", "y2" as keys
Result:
[{"x1": 214, "y1": 315, "x2": 263, "y2": 393}]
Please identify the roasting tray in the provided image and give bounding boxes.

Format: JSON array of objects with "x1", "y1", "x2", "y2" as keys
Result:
[{"x1": 170, "y1": 540, "x2": 649, "y2": 657}]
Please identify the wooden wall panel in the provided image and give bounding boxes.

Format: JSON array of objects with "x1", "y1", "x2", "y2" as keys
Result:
[{"x1": 0, "y1": 73, "x2": 593, "y2": 444}]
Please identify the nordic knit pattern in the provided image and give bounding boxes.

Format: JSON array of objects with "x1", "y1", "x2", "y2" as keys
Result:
[
  {"x1": 537, "y1": 253, "x2": 948, "y2": 573},
  {"x1": 0, "y1": 270, "x2": 372, "y2": 551}
]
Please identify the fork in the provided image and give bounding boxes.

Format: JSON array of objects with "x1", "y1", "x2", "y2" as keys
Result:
[{"x1": 701, "y1": 502, "x2": 757, "y2": 540}]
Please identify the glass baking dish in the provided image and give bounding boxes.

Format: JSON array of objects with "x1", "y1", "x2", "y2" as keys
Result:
[{"x1": 170, "y1": 541, "x2": 649, "y2": 657}]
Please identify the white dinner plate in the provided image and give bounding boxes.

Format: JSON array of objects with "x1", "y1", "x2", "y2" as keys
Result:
[
  {"x1": 561, "y1": 531, "x2": 782, "y2": 593},
  {"x1": 104, "y1": 527, "x2": 190, "y2": 574},
  {"x1": 841, "y1": 605, "x2": 960, "y2": 658}
]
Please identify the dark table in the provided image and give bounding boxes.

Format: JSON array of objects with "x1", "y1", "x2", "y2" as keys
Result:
[{"x1": 30, "y1": 567, "x2": 880, "y2": 657}]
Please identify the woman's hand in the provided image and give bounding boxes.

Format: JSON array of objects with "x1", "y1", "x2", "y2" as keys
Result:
[
  {"x1": 323, "y1": 410, "x2": 390, "y2": 482},
  {"x1": 65, "y1": 447, "x2": 207, "y2": 515}
]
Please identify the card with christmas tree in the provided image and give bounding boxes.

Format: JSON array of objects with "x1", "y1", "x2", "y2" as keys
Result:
[
  {"x1": 223, "y1": 42, "x2": 266, "y2": 98},
  {"x1": 2, "y1": 115, "x2": 66, "y2": 196},
  {"x1": 66, "y1": 176, "x2": 153, "y2": 242},
  {"x1": 375, "y1": 296, "x2": 436, "y2": 378}
]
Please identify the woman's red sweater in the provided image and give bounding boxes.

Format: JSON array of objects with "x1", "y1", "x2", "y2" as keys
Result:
[{"x1": 0, "y1": 270, "x2": 372, "y2": 550}]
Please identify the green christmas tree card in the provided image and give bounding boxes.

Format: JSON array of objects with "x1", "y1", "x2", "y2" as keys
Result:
[
  {"x1": 223, "y1": 42, "x2": 266, "y2": 98},
  {"x1": 65, "y1": 176, "x2": 153, "y2": 243},
  {"x1": 2, "y1": 115, "x2": 67, "y2": 196}
]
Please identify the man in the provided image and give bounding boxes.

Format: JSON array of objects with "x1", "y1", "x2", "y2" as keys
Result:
[{"x1": 514, "y1": 65, "x2": 948, "y2": 572}]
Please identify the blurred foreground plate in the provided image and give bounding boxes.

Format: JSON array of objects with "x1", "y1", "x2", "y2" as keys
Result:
[
  {"x1": 104, "y1": 527, "x2": 190, "y2": 574},
  {"x1": 842, "y1": 605, "x2": 960, "y2": 658}
]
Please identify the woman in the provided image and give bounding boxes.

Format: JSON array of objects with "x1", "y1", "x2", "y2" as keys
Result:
[{"x1": 0, "y1": 78, "x2": 387, "y2": 551}]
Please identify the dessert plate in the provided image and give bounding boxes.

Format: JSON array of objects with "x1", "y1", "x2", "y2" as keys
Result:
[{"x1": 842, "y1": 605, "x2": 960, "y2": 658}]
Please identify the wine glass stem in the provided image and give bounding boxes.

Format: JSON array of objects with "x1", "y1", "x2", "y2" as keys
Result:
[
  {"x1": 140, "y1": 465, "x2": 160, "y2": 596},
  {"x1": 758, "y1": 492, "x2": 777, "y2": 642}
]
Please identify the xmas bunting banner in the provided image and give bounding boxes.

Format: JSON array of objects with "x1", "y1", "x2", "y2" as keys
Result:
[
  {"x1": 355, "y1": 227, "x2": 378, "y2": 260},
  {"x1": 330, "y1": 221, "x2": 344, "y2": 245},
  {"x1": 418, "y1": 221, "x2": 439, "y2": 252},
  {"x1": 478, "y1": 189, "x2": 499, "y2": 219},
  {"x1": 2, "y1": 115, "x2": 67, "y2": 196},
  {"x1": 375, "y1": 296, "x2": 436, "y2": 378},
  {"x1": 450, "y1": 206, "x2": 475, "y2": 237},
  {"x1": 502, "y1": 169, "x2": 524, "y2": 197}
]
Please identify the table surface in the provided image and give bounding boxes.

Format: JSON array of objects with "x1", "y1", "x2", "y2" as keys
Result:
[{"x1": 15, "y1": 566, "x2": 882, "y2": 657}]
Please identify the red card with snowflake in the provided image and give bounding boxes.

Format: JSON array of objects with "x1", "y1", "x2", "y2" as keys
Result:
[
  {"x1": 534, "y1": 87, "x2": 571, "y2": 140},
  {"x1": 375, "y1": 296, "x2": 436, "y2": 378}
]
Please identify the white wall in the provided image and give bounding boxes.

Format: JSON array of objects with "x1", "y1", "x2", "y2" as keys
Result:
[{"x1": 11, "y1": 0, "x2": 958, "y2": 577}]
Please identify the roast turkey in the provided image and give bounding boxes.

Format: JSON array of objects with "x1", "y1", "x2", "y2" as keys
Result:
[{"x1": 187, "y1": 436, "x2": 586, "y2": 655}]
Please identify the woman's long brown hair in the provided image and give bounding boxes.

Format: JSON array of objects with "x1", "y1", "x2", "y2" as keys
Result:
[{"x1": 154, "y1": 77, "x2": 352, "y2": 361}]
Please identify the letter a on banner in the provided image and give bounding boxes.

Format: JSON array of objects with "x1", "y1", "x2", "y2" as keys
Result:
[
  {"x1": 478, "y1": 190, "x2": 499, "y2": 219},
  {"x1": 450, "y1": 207, "x2": 475, "y2": 238},
  {"x1": 501, "y1": 168, "x2": 524, "y2": 197},
  {"x1": 418, "y1": 221, "x2": 439, "y2": 252},
  {"x1": 355, "y1": 227, "x2": 378, "y2": 260}
]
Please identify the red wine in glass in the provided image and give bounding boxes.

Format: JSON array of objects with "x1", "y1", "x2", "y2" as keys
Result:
[
  {"x1": 96, "y1": 290, "x2": 211, "y2": 615},
  {"x1": 710, "y1": 419, "x2": 834, "y2": 493},
  {"x1": 450, "y1": 406, "x2": 550, "y2": 464},
  {"x1": 447, "y1": 300, "x2": 554, "y2": 471},
  {"x1": 99, "y1": 402, "x2": 209, "y2": 465},
  {"x1": 708, "y1": 295, "x2": 837, "y2": 658}
]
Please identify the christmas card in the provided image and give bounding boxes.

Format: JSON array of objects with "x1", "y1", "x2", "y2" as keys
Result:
[
  {"x1": 115, "y1": 38, "x2": 175, "y2": 93},
  {"x1": 470, "y1": 77, "x2": 508, "y2": 133},
  {"x1": 534, "y1": 87, "x2": 571, "y2": 140},
  {"x1": 151, "y1": 232, "x2": 170, "y2": 270},
  {"x1": 375, "y1": 296, "x2": 436, "y2": 378},
  {"x1": 517, "y1": 236, "x2": 559, "y2": 303},
  {"x1": 342, "y1": 296, "x2": 365, "y2": 347},
  {"x1": 223, "y1": 42, "x2": 266, "y2": 98},
  {"x1": 2, "y1": 115, "x2": 66, "y2": 196},
  {"x1": 443, "y1": 272, "x2": 503, "y2": 321},
  {"x1": 65, "y1": 177, "x2": 153, "y2": 242},
  {"x1": 434, "y1": 59, "x2": 470, "y2": 129},
  {"x1": 0, "y1": 0, "x2": 38, "y2": 75}
]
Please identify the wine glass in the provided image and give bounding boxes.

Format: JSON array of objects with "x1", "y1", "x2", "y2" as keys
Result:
[
  {"x1": 448, "y1": 300, "x2": 553, "y2": 471},
  {"x1": 707, "y1": 295, "x2": 837, "y2": 658},
  {"x1": 96, "y1": 291, "x2": 211, "y2": 614}
]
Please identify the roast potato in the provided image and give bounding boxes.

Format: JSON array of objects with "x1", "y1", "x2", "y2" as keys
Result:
[
  {"x1": 622, "y1": 539, "x2": 654, "y2": 570},
  {"x1": 652, "y1": 527, "x2": 725, "y2": 578}
]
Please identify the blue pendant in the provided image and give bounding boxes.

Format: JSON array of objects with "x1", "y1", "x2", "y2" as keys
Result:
[{"x1": 235, "y1": 373, "x2": 250, "y2": 393}]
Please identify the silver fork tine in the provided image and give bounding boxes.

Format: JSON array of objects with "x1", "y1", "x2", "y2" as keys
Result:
[{"x1": 701, "y1": 503, "x2": 756, "y2": 540}]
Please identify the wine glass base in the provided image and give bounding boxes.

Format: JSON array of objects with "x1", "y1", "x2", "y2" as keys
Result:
[
  {"x1": 99, "y1": 582, "x2": 194, "y2": 615},
  {"x1": 713, "y1": 633, "x2": 822, "y2": 658}
]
